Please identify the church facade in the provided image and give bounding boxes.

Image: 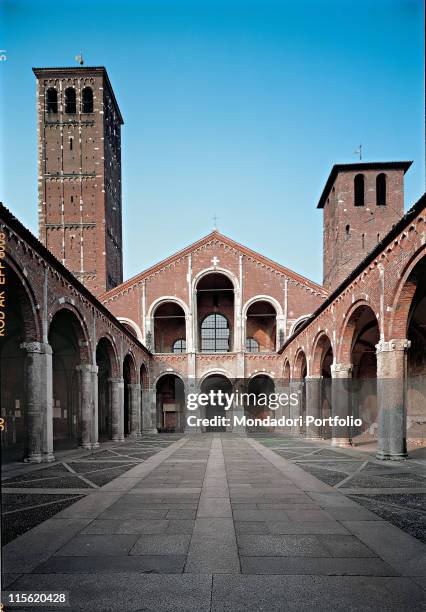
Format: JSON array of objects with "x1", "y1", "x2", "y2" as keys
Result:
[{"x1": 1, "y1": 65, "x2": 425, "y2": 463}]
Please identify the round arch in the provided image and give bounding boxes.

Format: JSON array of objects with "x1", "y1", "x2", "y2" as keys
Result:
[
  {"x1": 283, "y1": 359, "x2": 291, "y2": 384},
  {"x1": 96, "y1": 334, "x2": 120, "y2": 377},
  {"x1": 1, "y1": 259, "x2": 42, "y2": 461},
  {"x1": 156, "y1": 373, "x2": 185, "y2": 432},
  {"x1": 389, "y1": 246, "x2": 426, "y2": 338},
  {"x1": 150, "y1": 299, "x2": 188, "y2": 354},
  {"x1": 337, "y1": 300, "x2": 378, "y2": 365},
  {"x1": 244, "y1": 298, "x2": 279, "y2": 353},
  {"x1": 248, "y1": 371, "x2": 275, "y2": 381},
  {"x1": 242, "y1": 295, "x2": 283, "y2": 318},
  {"x1": 192, "y1": 266, "x2": 239, "y2": 293},
  {"x1": 154, "y1": 370, "x2": 185, "y2": 386},
  {"x1": 117, "y1": 317, "x2": 143, "y2": 343},
  {"x1": 48, "y1": 307, "x2": 91, "y2": 449},
  {"x1": 4, "y1": 255, "x2": 41, "y2": 341},
  {"x1": 148, "y1": 296, "x2": 190, "y2": 318},
  {"x1": 293, "y1": 348, "x2": 307, "y2": 380},
  {"x1": 199, "y1": 368, "x2": 234, "y2": 386},
  {"x1": 289, "y1": 315, "x2": 311, "y2": 337},
  {"x1": 194, "y1": 269, "x2": 238, "y2": 352},
  {"x1": 311, "y1": 331, "x2": 334, "y2": 377},
  {"x1": 49, "y1": 301, "x2": 92, "y2": 364},
  {"x1": 123, "y1": 352, "x2": 138, "y2": 384}
]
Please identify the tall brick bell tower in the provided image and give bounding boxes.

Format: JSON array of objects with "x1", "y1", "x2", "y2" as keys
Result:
[
  {"x1": 33, "y1": 66, "x2": 124, "y2": 296},
  {"x1": 318, "y1": 161, "x2": 412, "y2": 291}
]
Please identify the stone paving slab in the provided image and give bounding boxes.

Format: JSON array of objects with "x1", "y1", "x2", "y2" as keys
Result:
[
  {"x1": 6, "y1": 573, "x2": 213, "y2": 611},
  {"x1": 2, "y1": 433, "x2": 425, "y2": 610},
  {"x1": 240, "y1": 556, "x2": 400, "y2": 576},
  {"x1": 210, "y1": 575, "x2": 425, "y2": 611}
]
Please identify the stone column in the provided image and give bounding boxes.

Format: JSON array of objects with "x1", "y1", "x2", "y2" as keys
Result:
[
  {"x1": 305, "y1": 375, "x2": 322, "y2": 439},
  {"x1": 21, "y1": 341, "x2": 54, "y2": 463},
  {"x1": 91, "y1": 365, "x2": 100, "y2": 449},
  {"x1": 376, "y1": 339, "x2": 410, "y2": 461},
  {"x1": 78, "y1": 364, "x2": 97, "y2": 450},
  {"x1": 128, "y1": 383, "x2": 142, "y2": 437},
  {"x1": 142, "y1": 388, "x2": 158, "y2": 434},
  {"x1": 289, "y1": 380, "x2": 303, "y2": 435},
  {"x1": 331, "y1": 363, "x2": 352, "y2": 447},
  {"x1": 110, "y1": 377, "x2": 124, "y2": 441},
  {"x1": 184, "y1": 380, "x2": 201, "y2": 433},
  {"x1": 231, "y1": 380, "x2": 247, "y2": 436}
]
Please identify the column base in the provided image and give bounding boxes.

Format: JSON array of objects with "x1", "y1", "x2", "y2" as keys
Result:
[
  {"x1": 91, "y1": 442, "x2": 100, "y2": 449},
  {"x1": 143, "y1": 429, "x2": 158, "y2": 435},
  {"x1": 305, "y1": 435, "x2": 321, "y2": 441},
  {"x1": 80, "y1": 444, "x2": 93, "y2": 451},
  {"x1": 24, "y1": 453, "x2": 43, "y2": 463},
  {"x1": 112, "y1": 435, "x2": 126, "y2": 442},
  {"x1": 128, "y1": 431, "x2": 142, "y2": 438},
  {"x1": 331, "y1": 438, "x2": 351, "y2": 448},
  {"x1": 376, "y1": 450, "x2": 408, "y2": 461}
]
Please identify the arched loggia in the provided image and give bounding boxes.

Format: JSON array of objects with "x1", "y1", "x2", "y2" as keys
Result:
[
  {"x1": 123, "y1": 354, "x2": 137, "y2": 437},
  {"x1": 156, "y1": 374, "x2": 185, "y2": 432},
  {"x1": 0, "y1": 263, "x2": 40, "y2": 462},
  {"x1": 48, "y1": 308, "x2": 90, "y2": 450},
  {"x1": 96, "y1": 337, "x2": 119, "y2": 441}
]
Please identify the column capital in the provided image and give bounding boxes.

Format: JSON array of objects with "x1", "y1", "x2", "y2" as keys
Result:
[
  {"x1": 20, "y1": 341, "x2": 52, "y2": 355},
  {"x1": 376, "y1": 339, "x2": 411, "y2": 353},
  {"x1": 331, "y1": 363, "x2": 352, "y2": 378},
  {"x1": 76, "y1": 363, "x2": 98, "y2": 373},
  {"x1": 108, "y1": 376, "x2": 124, "y2": 384},
  {"x1": 128, "y1": 383, "x2": 141, "y2": 390}
]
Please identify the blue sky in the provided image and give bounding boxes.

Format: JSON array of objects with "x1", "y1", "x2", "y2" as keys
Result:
[{"x1": 0, "y1": 0, "x2": 424, "y2": 284}]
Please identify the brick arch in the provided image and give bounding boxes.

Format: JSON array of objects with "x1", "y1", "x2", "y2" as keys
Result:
[
  {"x1": 140, "y1": 362, "x2": 149, "y2": 388},
  {"x1": 389, "y1": 246, "x2": 426, "y2": 339},
  {"x1": 337, "y1": 300, "x2": 378, "y2": 366},
  {"x1": 117, "y1": 317, "x2": 143, "y2": 342},
  {"x1": 148, "y1": 296, "x2": 189, "y2": 318},
  {"x1": 5, "y1": 255, "x2": 41, "y2": 342},
  {"x1": 48, "y1": 304, "x2": 91, "y2": 364},
  {"x1": 293, "y1": 348, "x2": 307, "y2": 380},
  {"x1": 242, "y1": 295, "x2": 283, "y2": 318},
  {"x1": 96, "y1": 334, "x2": 119, "y2": 378},
  {"x1": 123, "y1": 352, "x2": 137, "y2": 384},
  {"x1": 311, "y1": 332, "x2": 333, "y2": 377},
  {"x1": 289, "y1": 314, "x2": 312, "y2": 337},
  {"x1": 283, "y1": 359, "x2": 291, "y2": 384},
  {"x1": 193, "y1": 267, "x2": 239, "y2": 292},
  {"x1": 154, "y1": 370, "x2": 185, "y2": 386}
]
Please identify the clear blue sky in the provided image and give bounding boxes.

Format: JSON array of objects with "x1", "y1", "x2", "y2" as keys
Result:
[{"x1": 0, "y1": 0, "x2": 424, "y2": 285}]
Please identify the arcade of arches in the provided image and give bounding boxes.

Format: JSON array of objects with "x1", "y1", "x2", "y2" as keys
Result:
[{"x1": 1, "y1": 191, "x2": 426, "y2": 463}]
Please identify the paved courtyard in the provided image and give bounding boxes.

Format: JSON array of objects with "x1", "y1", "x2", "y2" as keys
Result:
[{"x1": 2, "y1": 434, "x2": 425, "y2": 611}]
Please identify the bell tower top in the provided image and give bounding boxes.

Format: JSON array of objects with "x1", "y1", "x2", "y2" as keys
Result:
[
  {"x1": 33, "y1": 65, "x2": 124, "y2": 296},
  {"x1": 318, "y1": 161, "x2": 412, "y2": 291}
]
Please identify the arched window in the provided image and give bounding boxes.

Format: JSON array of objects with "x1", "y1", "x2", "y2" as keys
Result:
[
  {"x1": 172, "y1": 339, "x2": 186, "y2": 354},
  {"x1": 376, "y1": 173, "x2": 386, "y2": 206},
  {"x1": 354, "y1": 174, "x2": 365, "y2": 207},
  {"x1": 201, "y1": 314, "x2": 230, "y2": 352},
  {"x1": 65, "y1": 87, "x2": 76, "y2": 113},
  {"x1": 246, "y1": 338, "x2": 259, "y2": 353},
  {"x1": 82, "y1": 87, "x2": 93, "y2": 113},
  {"x1": 46, "y1": 88, "x2": 58, "y2": 114}
]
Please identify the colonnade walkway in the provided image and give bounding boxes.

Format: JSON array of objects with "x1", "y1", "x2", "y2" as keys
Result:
[{"x1": 2, "y1": 434, "x2": 425, "y2": 611}]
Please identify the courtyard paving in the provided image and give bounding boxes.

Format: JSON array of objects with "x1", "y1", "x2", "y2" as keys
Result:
[{"x1": 1, "y1": 434, "x2": 425, "y2": 611}]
